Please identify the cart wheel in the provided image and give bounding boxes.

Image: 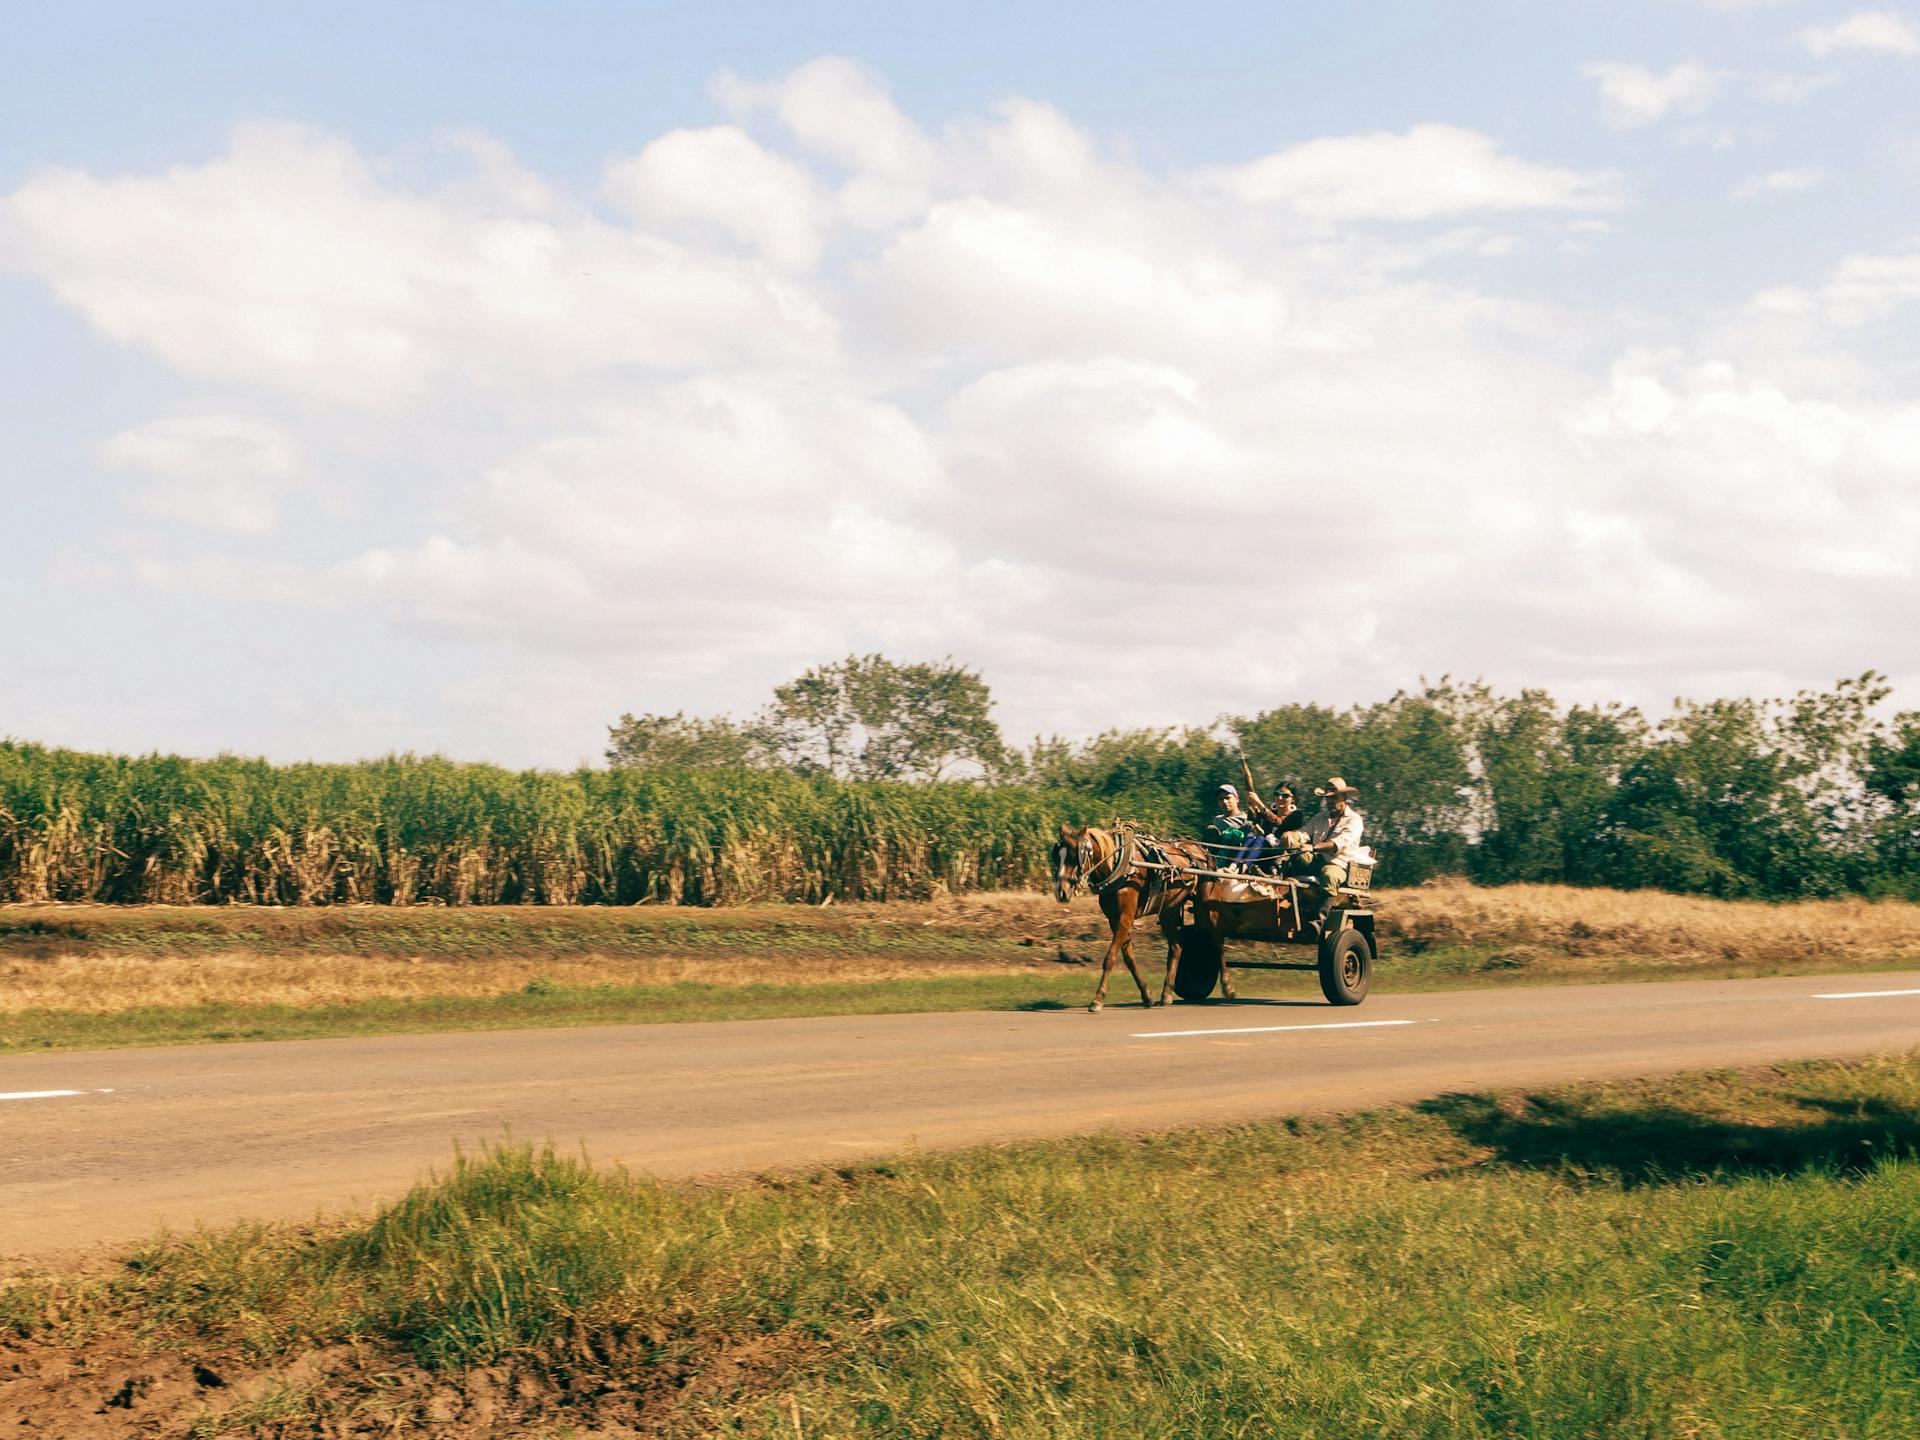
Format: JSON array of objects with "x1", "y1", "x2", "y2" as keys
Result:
[
  {"x1": 1172, "y1": 925, "x2": 1223, "y2": 1002},
  {"x1": 1318, "y1": 927, "x2": 1372, "y2": 1006}
]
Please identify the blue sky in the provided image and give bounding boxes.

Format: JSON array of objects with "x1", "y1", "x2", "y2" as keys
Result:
[{"x1": 4, "y1": 2, "x2": 1919, "y2": 765}]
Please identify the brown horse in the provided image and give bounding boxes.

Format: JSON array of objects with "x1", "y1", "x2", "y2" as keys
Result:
[{"x1": 1052, "y1": 823, "x2": 1212, "y2": 1011}]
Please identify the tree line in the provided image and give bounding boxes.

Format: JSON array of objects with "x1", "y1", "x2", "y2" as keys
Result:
[
  {"x1": 611, "y1": 658, "x2": 1920, "y2": 900},
  {"x1": 2, "y1": 660, "x2": 1912, "y2": 906}
]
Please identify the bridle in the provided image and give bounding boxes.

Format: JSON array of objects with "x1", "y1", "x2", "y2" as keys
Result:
[{"x1": 1059, "y1": 825, "x2": 1136, "y2": 897}]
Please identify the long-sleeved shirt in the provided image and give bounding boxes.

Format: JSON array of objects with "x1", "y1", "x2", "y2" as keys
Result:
[{"x1": 1305, "y1": 805, "x2": 1366, "y2": 863}]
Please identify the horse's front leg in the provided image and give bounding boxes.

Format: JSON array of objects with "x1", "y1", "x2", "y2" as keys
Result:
[
  {"x1": 1088, "y1": 893, "x2": 1128, "y2": 1013},
  {"x1": 1110, "y1": 891, "x2": 1153, "y2": 1008},
  {"x1": 1120, "y1": 930, "x2": 1154, "y2": 1007}
]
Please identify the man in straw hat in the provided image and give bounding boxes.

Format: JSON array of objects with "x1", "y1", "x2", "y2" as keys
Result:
[{"x1": 1297, "y1": 776, "x2": 1365, "y2": 933}]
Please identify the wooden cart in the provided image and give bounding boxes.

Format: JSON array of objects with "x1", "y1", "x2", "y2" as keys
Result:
[{"x1": 1171, "y1": 861, "x2": 1378, "y2": 1006}]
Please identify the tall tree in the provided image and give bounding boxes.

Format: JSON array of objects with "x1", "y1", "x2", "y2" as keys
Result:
[
  {"x1": 605, "y1": 712, "x2": 765, "y2": 770},
  {"x1": 1022, "y1": 726, "x2": 1229, "y2": 825},
  {"x1": 759, "y1": 655, "x2": 1006, "y2": 782},
  {"x1": 1866, "y1": 710, "x2": 1920, "y2": 897}
]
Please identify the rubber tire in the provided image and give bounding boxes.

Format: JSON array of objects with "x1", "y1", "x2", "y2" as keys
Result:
[
  {"x1": 1318, "y1": 927, "x2": 1372, "y2": 1006},
  {"x1": 1171, "y1": 925, "x2": 1223, "y2": 1002}
]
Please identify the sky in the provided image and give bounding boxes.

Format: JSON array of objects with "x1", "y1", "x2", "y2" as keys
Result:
[{"x1": 4, "y1": 1, "x2": 1919, "y2": 768}]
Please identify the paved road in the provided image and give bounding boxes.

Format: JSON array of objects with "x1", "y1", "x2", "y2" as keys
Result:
[{"x1": 5, "y1": 973, "x2": 1920, "y2": 1261}]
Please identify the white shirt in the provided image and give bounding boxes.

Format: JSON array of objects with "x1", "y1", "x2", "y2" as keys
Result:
[{"x1": 1305, "y1": 805, "x2": 1366, "y2": 864}]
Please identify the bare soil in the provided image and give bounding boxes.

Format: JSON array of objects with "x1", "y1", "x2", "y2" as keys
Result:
[{"x1": 0, "y1": 1327, "x2": 814, "y2": 1437}]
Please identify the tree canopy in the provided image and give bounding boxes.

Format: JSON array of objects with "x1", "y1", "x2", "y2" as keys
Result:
[
  {"x1": 611, "y1": 663, "x2": 1918, "y2": 898},
  {"x1": 609, "y1": 654, "x2": 1006, "y2": 784}
]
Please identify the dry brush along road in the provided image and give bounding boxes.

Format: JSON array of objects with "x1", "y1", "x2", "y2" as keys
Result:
[{"x1": 6, "y1": 972, "x2": 1920, "y2": 1262}]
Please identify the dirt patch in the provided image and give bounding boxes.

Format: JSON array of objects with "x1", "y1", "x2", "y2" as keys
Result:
[
  {"x1": 0, "y1": 893, "x2": 1089, "y2": 1015},
  {"x1": 0, "y1": 1324, "x2": 825, "y2": 1438}
]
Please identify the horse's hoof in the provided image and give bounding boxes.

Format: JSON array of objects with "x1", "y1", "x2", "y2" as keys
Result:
[
  {"x1": 1155, "y1": 996, "x2": 1173, "y2": 1007},
  {"x1": 1088, "y1": 1002, "x2": 1103, "y2": 1014}
]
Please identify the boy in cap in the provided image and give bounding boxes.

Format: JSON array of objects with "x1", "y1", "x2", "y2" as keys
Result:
[{"x1": 1207, "y1": 783, "x2": 1266, "y2": 870}]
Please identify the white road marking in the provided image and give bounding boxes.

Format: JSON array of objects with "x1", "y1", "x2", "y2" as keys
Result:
[
  {"x1": 1814, "y1": 988, "x2": 1920, "y2": 1000},
  {"x1": 0, "y1": 1088, "x2": 114, "y2": 1102},
  {"x1": 1131, "y1": 1019, "x2": 1418, "y2": 1040}
]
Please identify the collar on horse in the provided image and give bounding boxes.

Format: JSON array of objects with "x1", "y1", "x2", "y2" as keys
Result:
[{"x1": 1080, "y1": 824, "x2": 1137, "y2": 893}]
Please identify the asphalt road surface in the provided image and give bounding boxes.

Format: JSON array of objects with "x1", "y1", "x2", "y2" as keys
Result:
[{"x1": 6, "y1": 972, "x2": 1920, "y2": 1261}]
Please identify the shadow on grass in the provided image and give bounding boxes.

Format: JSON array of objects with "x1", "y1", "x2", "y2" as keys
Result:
[
  {"x1": 1418, "y1": 1087, "x2": 1920, "y2": 1185},
  {"x1": 1015, "y1": 999, "x2": 1073, "y2": 1011}
]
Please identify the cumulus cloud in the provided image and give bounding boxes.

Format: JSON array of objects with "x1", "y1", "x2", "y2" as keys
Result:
[
  {"x1": 7, "y1": 58, "x2": 1920, "y2": 760},
  {"x1": 715, "y1": 57, "x2": 932, "y2": 181},
  {"x1": 99, "y1": 415, "x2": 299, "y2": 535},
  {"x1": 0, "y1": 123, "x2": 838, "y2": 409},
  {"x1": 1751, "y1": 239, "x2": 1920, "y2": 323},
  {"x1": 1206, "y1": 125, "x2": 1622, "y2": 222},
  {"x1": 603, "y1": 126, "x2": 826, "y2": 271},
  {"x1": 1800, "y1": 11, "x2": 1920, "y2": 56},
  {"x1": 1584, "y1": 62, "x2": 1724, "y2": 128}
]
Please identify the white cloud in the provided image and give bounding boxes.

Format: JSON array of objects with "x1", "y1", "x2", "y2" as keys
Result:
[
  {"x1": 603, "y1": 126, "x2": 825, "y2": 271},
  {"x1": 326, "y1": 374, "x2": 954, "y2": 659},
  {"x1": 10, "y1": 60, "x2": 1920, "y2": 762},
  {"x1": 99, "y1": 415, "x2": 298, "y2": 535},
  {"x1": 865, "y1": 198, "x2": 1288, "y2": 372},
  {"x1": 715, "y1": 57, "x2": 931, "y2": 180},
  {"x1": 1751, "y1": 239, "x2": 1920, "y2": 323},
  {"x1": 0, "y1": 123, "x2": 838, "y2": 410},
  {"x1": 1206, "y1": 124, "x2": 1622, "y2": 221},
  {"x1": 1733, "y1": 167, "x2": 1825, "y2": 197},
  {"x1": 1584, "y1": 62, "x2": 1725, "y2": 128},
  {"x1": 1800, "y1": 11, "x2": 1920, "y2": 55}
]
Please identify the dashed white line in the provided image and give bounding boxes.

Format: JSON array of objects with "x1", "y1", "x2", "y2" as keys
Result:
[
  {"x1": 0, "y1": 1088, "x2": 114, "y2": 1102},
  {"x1": 1132, "y1": 1019, "x2": 1418, "y2": 1040},
  {"x1": 1814, "y1": 988, "x2": 1920, "y2": 1000}
]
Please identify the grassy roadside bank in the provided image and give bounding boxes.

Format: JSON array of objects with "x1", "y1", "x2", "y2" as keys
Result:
[
  {"x1": 6, "y1": 1054, "x2": 1920, "y2": 1437},
  {"x1": 6, "y1": 882, "x2": 1920, "y2": 1053}
]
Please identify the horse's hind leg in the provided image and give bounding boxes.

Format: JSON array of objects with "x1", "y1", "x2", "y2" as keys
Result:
[
  {"x1": 1154, "y1": 909, "x2": 1182, "y2": 1006},
  {"x1": 1211, "y1": 909, "x2": 1238, "y2": 1001}
]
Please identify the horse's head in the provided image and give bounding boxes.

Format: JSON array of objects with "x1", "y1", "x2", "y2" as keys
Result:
[{"x1": 1053, "y1": 823, "x2": 1090, "y2": 903}]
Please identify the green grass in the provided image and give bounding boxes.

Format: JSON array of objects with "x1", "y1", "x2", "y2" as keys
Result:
[
  {"x1": 0, "y1": 975, "x2": 1100, "y2": 1051},
  {"x1": 9, "y1": 1054, "x2": 1920, "y2": 1436}
]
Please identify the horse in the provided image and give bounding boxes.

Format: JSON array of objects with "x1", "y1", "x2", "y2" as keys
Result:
[{"x1": 1051, "y1": 823, "x2": 1214, "y2": 1011}]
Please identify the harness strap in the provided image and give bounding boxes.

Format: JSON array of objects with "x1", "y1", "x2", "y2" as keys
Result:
[{"x1": 1084, "y1": 824, "x2": 1136, "y2": 893}]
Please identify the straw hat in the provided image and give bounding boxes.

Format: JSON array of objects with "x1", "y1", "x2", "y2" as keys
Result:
[{"x1": 1315, "y1": 776, "x2": 1359, "y2": 798}]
